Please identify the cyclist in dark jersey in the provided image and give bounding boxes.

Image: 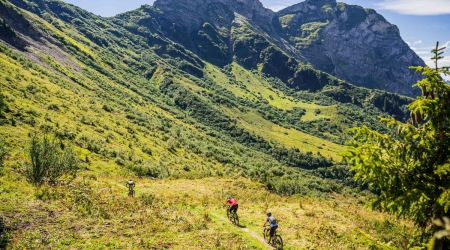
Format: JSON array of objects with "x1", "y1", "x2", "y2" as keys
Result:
[
  {"x1": 263, "y1": 212, "x2": 278, "y2": 244},
  {"x1": 225, "y1": 195, "x2": 238, "y2": 214},
  {"x1": 126, "y1": 179, "x2": 135, "y2": 196}
]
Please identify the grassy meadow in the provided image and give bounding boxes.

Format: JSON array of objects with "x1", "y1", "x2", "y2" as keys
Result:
[{"x1": 0, "y1": 167, "x2": 419, "y2": 249}]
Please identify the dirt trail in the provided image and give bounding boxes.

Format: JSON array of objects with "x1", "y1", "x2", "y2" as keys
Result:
[{"x1": 212, "y1": 212, "x2": 274, "y2": 249}]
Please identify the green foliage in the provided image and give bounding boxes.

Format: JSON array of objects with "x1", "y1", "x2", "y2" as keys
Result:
[
  {"x1": 161, "y1": 80, "x2": 332, "y2": 169},
  {"x1": 0, "y1": 137, "x2": 7, "y2": 170},
  {"x1": 0, "y1": 217, "x2": 8, "y2": 249},
  {"x1": 0, "y1": 87, "x2": 6, "y2": 117},
  {"x1": 130, "y1": 161, "x2": 171, "y2": 179},
  {"x1": 26, "y1": 134, "x2": 80, "y2": 186},
  {"x1": 195, "y1": 22, "x2": 230, "y2": 66},
  {"x1": 0, "y1": 17, "x2": 15, "y2": 37},
  {"x1": 140, "y1": 192, "x2": 156, "y2": 206},
  {"x1": 344, "y1": 43, "x2": 450, "y2": 232}
]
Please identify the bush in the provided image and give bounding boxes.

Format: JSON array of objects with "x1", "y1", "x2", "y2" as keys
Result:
[
  {"x1": 140, "y1": 193, "x2": 155, "y2": 206},
  {"x1": 130, "y1": 161, "x2": 171, "y2": 178},
  {"x1": 26, "y1": 134, "x2": 80, "y2": 186},
  {"x1": 0, "y1": 217, "x2": 8, "y2": 249},
  {"x1": 0, "y1": 89, "x2": 6, "y2": 118},
  {"x1": 0, "y1": 137, "x2": 7, "y2": 169},
  {"x1": 102, "y1": 104, "x2": 113, "y2": 112}
]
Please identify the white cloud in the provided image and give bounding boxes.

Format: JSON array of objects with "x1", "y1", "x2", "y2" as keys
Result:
[
  {"x1": 415, "y1": 41, "x2": 450, "y2": 55},
  {"x1": 267, "y1": 5, "x2": 289, "y2": 11},
  {"x1": 263, "y1": 0, "x2": 299, "y2": 11},
  {"x1": 422, "y1": 56, "x2": 450, "y2": 81},
  {"x1": 443, "y1": 40, "x2": 450, "y2": 49},
  {"x1": 375, "y1": 0, "x2": 450, "y2": 15},
  {"x1": 413, "y1": 40, "x2": 422, "y2": 45},
  {"x1": 415, "y1": 51, "x2": 431, "y2": 55},
  {"x1": 405, "y1": 41, "x2": 411, "y2": 46}
]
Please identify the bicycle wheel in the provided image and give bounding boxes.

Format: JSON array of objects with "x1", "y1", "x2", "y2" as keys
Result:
[
  {"x1": 275, "y1": 235, "x2": 283, "y2": 249},
  {"x1": 263, "y1": 228, "x2": 270, "y2": 243},
  {"x1": 231, "y1": 213, "x2": 239, "y2": 225}
]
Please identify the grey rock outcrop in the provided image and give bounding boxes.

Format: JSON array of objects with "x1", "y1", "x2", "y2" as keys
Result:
[
  {"x1": 276, "y1": 0, "x2": 424, "y2": 96},
  {"x1": 153, "y1": 0, "x2": 274, "y2": 30}
]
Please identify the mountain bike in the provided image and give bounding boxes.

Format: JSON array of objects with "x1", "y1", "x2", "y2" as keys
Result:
[
  {"x1": 128, "y1": 187, "x2": 135, "y2": 197},
  {"x1": 226, "y1": 207, "x2": 239, "y2": 226},
  {"x1": 263, "y1": 227, "x2": 283, "y2": 249}
]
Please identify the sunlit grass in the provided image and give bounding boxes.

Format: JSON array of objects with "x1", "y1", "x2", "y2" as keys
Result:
[
  {"x1": 0, "y1": 174, "x2": 416, "y2": 249},
  {"x1": 222, "y1": 107, "x2": 344, "y2": 160}
]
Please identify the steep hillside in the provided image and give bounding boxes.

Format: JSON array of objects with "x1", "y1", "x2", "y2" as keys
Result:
[
  {"x1": 0, "y1": 0, "x2": 424, "y2": 248},
  {"x1": 0, "y1": 0, "x2": 413, "y2": 171}
]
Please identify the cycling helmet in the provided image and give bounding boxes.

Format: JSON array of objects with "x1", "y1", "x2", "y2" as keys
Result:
[
  {"x1": 267, "y1": 212, "x2": 272, "y2": 217},
  {"x1": 227, "y1": 195, "x2": 231, "y2": 199}
]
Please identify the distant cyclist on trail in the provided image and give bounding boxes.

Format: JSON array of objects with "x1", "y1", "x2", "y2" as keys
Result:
[
  {"x1": 126, "y1": 179, "x2": 135, "y2": 197},
  {"x1": 263, "y1": 212, "x2": 278, "y2": 244},
  {"x1": 225, "y1": 195, "x2": 238, "y2": 214}
]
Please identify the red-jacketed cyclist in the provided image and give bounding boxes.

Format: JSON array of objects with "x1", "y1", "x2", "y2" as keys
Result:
[{"x1": 225, "y1": 195, "x2": 238, "y2": 214}]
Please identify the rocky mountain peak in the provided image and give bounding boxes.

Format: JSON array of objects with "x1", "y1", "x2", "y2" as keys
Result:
[
  {"x1": 304, "y1": 0, "x2": 337, "y2": 6},
  {"x1": 277, "y1": 0, "x2": 336, "y2": 16}
]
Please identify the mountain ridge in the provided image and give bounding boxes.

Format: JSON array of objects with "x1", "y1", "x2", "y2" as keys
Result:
[
  {"x1": 124, "y1": 0, "x2": 425, "y2": 96},
  {"x1": 9, "y1": 0, "x2": 423, "y2": 96}
]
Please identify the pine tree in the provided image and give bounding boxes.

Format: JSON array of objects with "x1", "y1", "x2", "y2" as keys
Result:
[{"x1": 343, "y1": 42, "x2": 450, "y2": 248}]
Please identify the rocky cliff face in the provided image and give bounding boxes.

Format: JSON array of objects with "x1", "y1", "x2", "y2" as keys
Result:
[
  {"x1": 130, "y1": 0, "x2": 424, "y2": 96},
  {"x1": 276, "y1": 0, "x2": 424, "y2": 96},
  {"x1": 153, "y1": 0, "x2": 274, "y2": 31}
]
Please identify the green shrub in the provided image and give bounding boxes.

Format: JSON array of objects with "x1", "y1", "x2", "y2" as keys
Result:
[
  {"x1": 0, "y1": 217, "x2": 8, "y2": 249},
  {"x1": 140, "y1": 193, "x2": 155, "y2": 206},
  {"x1": 47, "y1": 103, "x2": 60, "y2": 111},
  {"x1": 0, "y1": 89, "x2": 6, "y2": 118},
  {"x1": 0, "y1": 137, "x2": 7, "y2": 170},
  {"x1": 102, "y1": 104, "x2": 113, "y2": 112},
  {"x1": 141, "y1": 144, "x2": 152, "y2": 155},
  {"x1": 130, "y1": 161, "x2": 171, "y2": 178},
  {"x1": 26, "y1": 134, "x2": 80, "y2": 186}
]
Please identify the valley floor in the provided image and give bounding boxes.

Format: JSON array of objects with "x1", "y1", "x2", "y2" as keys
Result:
[{"x1": 0, "y1": 170, "x2": 417, "y2": 249}]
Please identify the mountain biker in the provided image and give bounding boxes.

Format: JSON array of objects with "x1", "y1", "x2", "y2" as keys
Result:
[
  {"x1": 263, "y1": 212, "x2": 278, "y2": 244},
  {"x1": 225, "y1": 195, "x2": 238, "y2": 214},
  {"x1": 126, "y1": 179, "x2": 135, "y2": 195}
]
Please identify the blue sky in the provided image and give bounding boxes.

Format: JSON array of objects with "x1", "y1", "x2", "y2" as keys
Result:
[{"x1": 62, "y1": 0, "x2": 450, "y2": 79}]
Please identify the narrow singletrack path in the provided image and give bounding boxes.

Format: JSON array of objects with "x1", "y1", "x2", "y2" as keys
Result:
[{"x1": 212, "y1": 212, "x2": 274, "y2": 249}]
